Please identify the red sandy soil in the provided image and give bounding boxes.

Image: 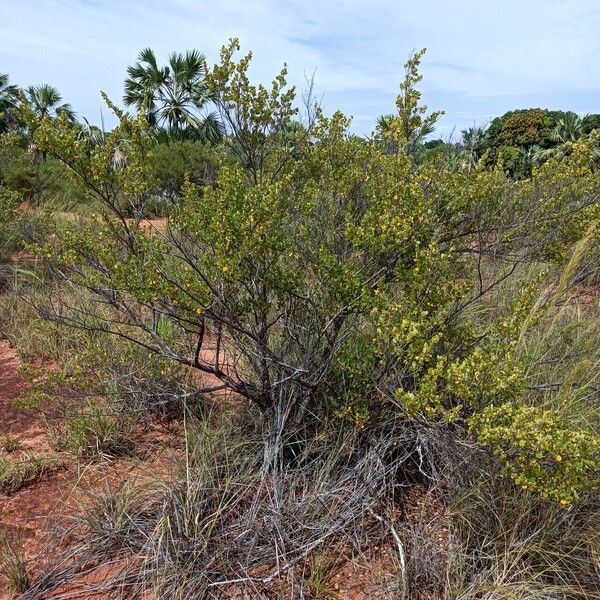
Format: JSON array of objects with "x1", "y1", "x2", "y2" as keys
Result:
[
  {"x1": 17, "y1": 201, "x2": 167, "y2": 235},
  {"x1": 0, "y1": 337, "x2": 442, "y2": 599},
  {"x1": 0, "y1": 339, "x2": 66, "y2": 599},
  {"x1": 0, "y1": 337, "x2": 391, "y2": 599},
  {"x1": 124, "y1": 218, "x2": 167, "y2": 233},
  {"x1": 0, "y1": 340, "x2": 181, "y2": 599},
  {"x1": 17, "y1": 203, "x2": 34, "y2": 215},
  {"x1": 571, "y1": 285, "x2": 600, "y2": 304},
  {"x1": 0, "y1": 341, "x2": 50, "y2": 455}
]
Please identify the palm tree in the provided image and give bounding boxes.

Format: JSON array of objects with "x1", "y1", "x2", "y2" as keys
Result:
[
  {"x1": 532, "y1": 145, "x2": 556, "y2": 166},
  {"x1": 551, "y1": 112, "x2": 585, "y2": 144},
  {"x1": 512, "y1": 144, "x2": 541, "y2": 179},
  {"x1": 375, "y1": 114, "x2": 395, "y2": 136},
  {"x1": 0, "y1": 73, "x2": 20, "y2": 132},
  {"x1": 75, "y1": 116, "x2": 131, "y2": 171},
  {"x1": 77, "y1": 116, "x2": 106, "y2": 149},
  {"x1": 533, "y1": 113, "x2": 588, "y2": 168},
  {"x1": 25, "y1": 84, "x2": 75, "y2": 121},
  {"x1": 533, "y1": 135, "x2": 600, "y2": 172},
  {"x1": 461, "y1": 126, "x2": 486, "y2": 170},
  {"x1": 124, "y1": 47, "x2": 223, "y2": 144},
  {"x1": 375, "y1": 113, "x2": 435, "y2": 156}
]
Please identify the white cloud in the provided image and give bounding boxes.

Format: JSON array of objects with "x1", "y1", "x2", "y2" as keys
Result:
[{"x1": 1, "y1": 0, "x2": 599, "y2": 135}]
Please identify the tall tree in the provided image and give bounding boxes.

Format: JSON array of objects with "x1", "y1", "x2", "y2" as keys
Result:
[
  {"x1": 375, "y1": 112, "x2": 435, "y2": 156},
  {"x1": 374, "y1": 50, "x2": 443, "y2": 159},
  {"x1": 25, "y1": 84, "x2": 75, "y2": 121},
  {"x1": 123, "y1": 47, "x2": 223, "y2": 144},
  {"x1": 512, "y1": 144, "x2": 541, "y2": 179},
  {"x1": 0, "y1": 73, "x2": 19, "y2": 132},
  {"x1": 461, "y1": 125, "x2": 486, "y2": 169},
  {"x1": 551, "y1": 111, "x2": 585, "y2": 143}
]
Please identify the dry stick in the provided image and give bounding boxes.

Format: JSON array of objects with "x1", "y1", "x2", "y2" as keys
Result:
[
  {"x1": 206, "y1": 528, "x2": 338, "y2": 589},
  {"x1": 366, "y1": 507, "x2": 407, "y2": 596}
]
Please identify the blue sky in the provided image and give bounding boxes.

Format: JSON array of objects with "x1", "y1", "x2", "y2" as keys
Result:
[{"x1": 2, "y1": 0, "x2": 600, "y2": 137}]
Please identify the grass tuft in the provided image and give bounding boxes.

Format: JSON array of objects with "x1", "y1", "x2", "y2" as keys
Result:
[
  {"x1": 0, "y1": 434, "x2": 22, "y2": 454},
  {"x1": 0, "y1": 531, "x2": 29, "y2": 594},
  {"x1": 0, "y1": 454, "x2": 64, "y2": 495}
]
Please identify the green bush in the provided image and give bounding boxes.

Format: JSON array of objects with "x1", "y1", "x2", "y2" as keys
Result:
[
  {"x1": 470, "y1": 403, "x2": 599, "y2": 503},
  {"x1": 16, "y1": 42, "x2": 600, "y2": 505},
  {"x1": 149, "y1": 139, "x2": 218, "y2": 202},
  {"x1": 484, "y1": 108, "x2": 565, "y2": 152},
  {"x1": 0, "y1": 132, "x2": 88, "y2": 209},
  {"x1": 0, "y1": 184, "x2": 19, "y2": 265}
]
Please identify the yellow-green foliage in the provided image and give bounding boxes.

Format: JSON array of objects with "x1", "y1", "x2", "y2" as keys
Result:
[
  {"x1": 0, "y1": 184, "x2": 19, "y2": 263},
  {"x1": 470, "y1": 403, "x2": 598, "y2": 504},
  {"x1": 17, "y1": 41, "x2": 600, "y2": 504},
  {"x1": 496, "y1": 108, "x2": 548, "y2": 147},
  {"x1": 0, "y1": 185, "x2": 18, "y2": 218},
  {"x1": 382, "y1": 48, "x2": 444, "y2": 153}
]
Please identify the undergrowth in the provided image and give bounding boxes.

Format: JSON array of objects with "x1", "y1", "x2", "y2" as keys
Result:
[
  {"x1": 0, "y1": 455, "x2": 64, "y2": 495},
  {"x1": 0, "y1": 531, "x2": 29, "y2": 594}
]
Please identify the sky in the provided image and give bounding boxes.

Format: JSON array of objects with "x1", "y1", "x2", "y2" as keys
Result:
[{"x1": 2, "y1": 0, "x2": 600, "y2": 137}]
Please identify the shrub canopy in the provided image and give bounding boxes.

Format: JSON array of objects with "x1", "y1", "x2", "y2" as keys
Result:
[{"x1": 16, "y1": 41, "x2": 600, "y2": 504}]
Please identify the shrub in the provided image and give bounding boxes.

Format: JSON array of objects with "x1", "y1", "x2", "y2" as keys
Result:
[
  {"x1": 484, "y1": 108, "x2": 567, "y2": 152},
  {"x1": 149, "y1": 139, "x2": 218, "y2": 202},
  {"x1": 0, "y1": 132, "x2": 89, "y2": 208},
  {"x1": 17, "y1": 42, "x2": 600, "y2": 504},
  {"x1": 0, "y1": 184, "x2": 20, "y2": 263},
  {"x1": 470, "y1": 403, "x2": 599, "y2": 503}
]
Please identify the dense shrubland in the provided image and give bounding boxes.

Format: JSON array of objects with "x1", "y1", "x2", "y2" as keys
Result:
[{"x1": 0, "y1": 42, "x2": 599, "y2": 598}]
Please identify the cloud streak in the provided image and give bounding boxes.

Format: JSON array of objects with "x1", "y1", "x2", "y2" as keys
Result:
[{"x1": 2, "y1": 0, "x2": 599, "y2": 135}]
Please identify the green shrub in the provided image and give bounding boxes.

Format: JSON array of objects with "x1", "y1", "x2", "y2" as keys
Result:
[
  {"x1": 0, "y1": 184, "x2": 19, "y2": 261},
  {"x1": 149, "y1": 139, "x2": 218, "y2": 202},
  {"x1": 470, "y1": 403, "x2": 599, "y2": 504},
  {"x1": 17, "y1": 42, "x2": 600, "y2": 505},
  {"x1": 484, "y1": 109, "x2": 567, "y2": 152},
  {"x1": 1, "y1": 131, "x2": 90, "y2": 209}
]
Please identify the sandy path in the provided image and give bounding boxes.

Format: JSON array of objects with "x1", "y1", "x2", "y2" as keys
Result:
[{"x1": 0, "y1": 341, "x2": 50, "y2": 453}]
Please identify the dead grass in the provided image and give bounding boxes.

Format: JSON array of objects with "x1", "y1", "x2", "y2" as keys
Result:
[{"x1": 0, "y1": 433, "x2": 22, "y2": 454}]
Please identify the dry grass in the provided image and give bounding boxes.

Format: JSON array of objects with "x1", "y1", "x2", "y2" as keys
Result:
[
  {"x1": 0, "y1": 434, "x2": 22, "y2": 454},
  {"x1": 0, "y1": 531, "x2": 29, "y2": 594}
]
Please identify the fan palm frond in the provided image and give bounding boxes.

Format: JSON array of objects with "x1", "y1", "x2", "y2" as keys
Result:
[
  {"x1": 124, "y1": 47, "x2": 221, "y2": 144},
  {"x1": 25, "y1": 84, "x2": 75, "y2": 122}
]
